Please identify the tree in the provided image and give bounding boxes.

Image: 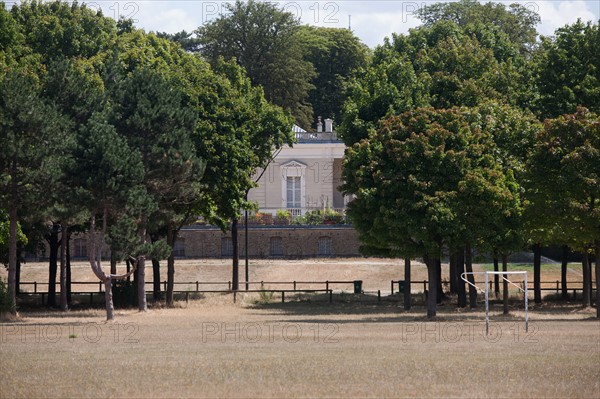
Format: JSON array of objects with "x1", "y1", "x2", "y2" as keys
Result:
[
  {"x1": 195, "y1": 0, "x2": 315, "y2": 128},
  {"x1": 107, "y1": 65, "x2": 203, "y2": 311},
  {"x1": 9, "y1": 0, "x2": 117, "y2": 62},
  {"x1": 69, "y1": 111, "x2": 146, "y2": 320},
  {"x1": 534, "y1": 20, "x2": 600, "y2": 119},
  {"x1": 192, "y1": 59, "x2": 294, "y2": 291},
  {"x1": 0, "y1": 65, "x2": 66, "y2": 314},
  {"x1": 342, "y1": 107, "x2": 516, "y2": 317},
  {"x1": 297, "y1": 26, "x2": 370, "y2": 125},
  {"x1": 415, "y1": 0, "x2": 540, "y2": 54},
  {"x1": 340, "y1": 20, "x2": 530, "y2": 145},
  {"x1": 525, "y1": 108, "x2": 600, "y2": 311}
]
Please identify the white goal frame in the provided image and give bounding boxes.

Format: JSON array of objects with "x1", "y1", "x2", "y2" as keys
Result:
[{"x1": 461, "y1": 271, "x2": 528, "y2": 335}]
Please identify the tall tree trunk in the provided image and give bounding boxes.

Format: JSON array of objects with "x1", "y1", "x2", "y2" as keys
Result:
[
  {"x1": 404, "y1": 257, "x2": 411, "y2": 311},
  {"x1": 425, "y1": 255, "x2": 438, "y2": 318},
  {"x1": 456, "y1": 248, "x2": 466, "y2": 308},
  {"x1": 66, "y1": 234, "x2": 72, "y2": 305},
  {"x1": 46, "y1": 223, "x2": 60, "y2": 308},
  {"x1": 561, "y1": 245, "x2": 569, "y2": 300},
  {"x1": 104, "y1": 277, "x2": 115, "y2": 321},
  {"x1": 465, "y1": 243, "x2": 477, "y2": 308},
  {"x1": 132, "y1": 258, "x2": 139, "y2": 306},
  {"x1": 582, "y1": 251, "x2": 591, "y2": 308},
  {"x1": 137, "y1": 254, "x2": 147, "y2": 311},
  {"x1": 59, "y1": 225, "x2": 68, "y2": 311},
  {"x1": 436, "y1": 258, "x2": 444, "y2": 303},
  {"x1": 533, "y1": 243, "x2": 542, "y2": 304},
  {"x1": 15, "y1": 246, "x2": 21, "y2": 296},
  {"x1": 137, "y1": 218, "x2": 148, "y2": 312},
  {"x1": 166, "y1": 226, "x2": 176, "y2": 307},
  {"x1": 232, "y1": 218, "x2": 239, "y2": 291},
  {"x1": 502, "y1": 253, "x2": 509, "y2": 315},
  {"x1": 8, "y1": 206, "x2": 18, "y2": 314},
  {"x1": 493, "y1": 252, "x2": 500, "y2": 297},
  {"x1": 595, "y1": 240, "x2": 599, "y2": 318},
  {"x1": 152, "y1": 258, "x2": 161, "y2": 301},
  {"x1": 449, "y1": 252, "x2": 457, "y2": 294}
]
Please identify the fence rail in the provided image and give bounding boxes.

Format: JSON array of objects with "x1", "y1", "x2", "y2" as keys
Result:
[{"x1": 15, "y1": 279, "x2": 596, "y2": 307}]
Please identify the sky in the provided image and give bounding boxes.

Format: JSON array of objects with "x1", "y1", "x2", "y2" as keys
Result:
[{"x1": 70, "y1": 0, "x2": 600, "y2": 48}]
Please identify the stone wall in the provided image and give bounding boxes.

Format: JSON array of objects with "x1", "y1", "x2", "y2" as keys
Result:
[
  {"x1": 31, "y1": 226, "x2": 361, "y2": 260},
  {"x1": 179, "y1": 226, "x2": 360, "y2": 258}
]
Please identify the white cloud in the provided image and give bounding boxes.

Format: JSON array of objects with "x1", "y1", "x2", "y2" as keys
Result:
[{"x1": 534, "y1": 1, "x2": 598, "y2": 36}]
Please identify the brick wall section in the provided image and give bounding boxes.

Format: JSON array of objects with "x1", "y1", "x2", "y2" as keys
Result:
[{"x1": 179, "y1": 226, "x2": 361, "y2": 258}]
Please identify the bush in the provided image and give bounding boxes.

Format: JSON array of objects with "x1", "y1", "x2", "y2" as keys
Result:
[
  {"x1": 275, "y1": 209, "x2": 291, "y2": 224},
  {"x1": 0, "y1": 278, "x2": 14, "y2": 313},
  {"x1": 112, "y1": 280, "x2": 136, "y2": 308}
]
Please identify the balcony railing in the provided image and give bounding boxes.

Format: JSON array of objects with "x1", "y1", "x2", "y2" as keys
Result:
[{"x1": 294, "y1": 131, "x2": 341, "y2": 142}]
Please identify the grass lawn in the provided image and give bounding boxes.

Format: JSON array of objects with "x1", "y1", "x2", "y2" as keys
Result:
[{"x1": 1, "y1": 295, "x2": 599, "y2": 398}]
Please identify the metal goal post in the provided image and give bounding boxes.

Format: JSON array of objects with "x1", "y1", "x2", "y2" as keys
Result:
[{"x1": 460, "y1": 271, "x2": 528, "y2": 335}]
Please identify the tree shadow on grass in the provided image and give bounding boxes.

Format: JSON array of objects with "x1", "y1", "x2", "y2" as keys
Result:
[{"x1": 245, "y1": 293, "x2": 598, "y2": 324}]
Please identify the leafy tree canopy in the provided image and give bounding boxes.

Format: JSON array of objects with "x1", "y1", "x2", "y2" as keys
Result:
[
  {"x1": 534, "y1": 20, "x2": 600, "y2": 119},
  {"x1": 195, "y1": 0, "x2": 315, "y2": 129}
]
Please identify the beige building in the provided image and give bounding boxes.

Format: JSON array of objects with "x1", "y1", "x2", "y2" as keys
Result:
[{"x1": 248, "y1": 118, "x2": 348, "y2": 216}]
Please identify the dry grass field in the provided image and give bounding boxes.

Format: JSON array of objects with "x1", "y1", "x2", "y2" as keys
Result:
[
  {"x1": 1, "y1": 297, "x2": 599, "y2": 398},
  {"x1": 1, "y1": 258, "x2": 598, "y2": 398}
]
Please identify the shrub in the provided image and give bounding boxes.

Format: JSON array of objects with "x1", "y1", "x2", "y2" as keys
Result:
[
  {"x1": 112, "y1": 280, "x2": 136, "y2": 308},
  {"x1": 0, "y1": 278, "x2": 14, "y2": 313}
]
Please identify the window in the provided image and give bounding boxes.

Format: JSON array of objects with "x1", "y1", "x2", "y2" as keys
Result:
[
  {"x1": 286, "y1": 176, "x2": 301, "y2": 208},
  {"x1": 318, "y1": 237, "x2": 332, "y2": 256},
  {"x1": 74, "y1": 238, "x2": 87, "y2": 258},
  {"x1": 281, "y1": 161, "x2": 306, "y2": 211},
  {"x1": 221, "y1": 237, "x2": 233, "y2": 257},
  {"x1": 270, "y1": 237, "x2": 283, "y2": 257},
  {"x1": 173, "y1": 238, "x2": 185, "y2": 258}
]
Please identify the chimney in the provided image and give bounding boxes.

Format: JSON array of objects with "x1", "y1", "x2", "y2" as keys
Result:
[
  {"x1": 316, "y1": 116, "x2": 323, "y2": 133},
  {"x1": 324, "y1": 118, "x2": 333, "y2": 133}
]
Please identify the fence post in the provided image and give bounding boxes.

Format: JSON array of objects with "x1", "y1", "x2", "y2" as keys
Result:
[
  {"x1": 378, "y1": 290, "x2": 381, "y2": 302},
  {"x1": 282, "y1": 291, "x2": 285, "y2": 303},
  {"x1": 293, "y1": 281, "x2": 296, "y2": 291},
  {"x1": 556, "y1": 280, "x2": 559, "y2": 294},
  {"x1": 423, "y1": 280, "x2": 427, "y2": 292},
  {"x1": 34, "y1": 281, "x2": 37, "y2": 293},
  {"x1": 196, "y1": 281, "x2": 199, "y2": 292},
  {"x1": 163, "y1": 281, "x2": 167, "y2": 291},
  {"x1": 391, "y1": 281, "x2": 394, "y2": 295},
  {"x1": 326, "y1": 280, "x2": 329, "y2": 292},
  {"x1": 228, "y1": 281, "x2": 231, "y2": 290},
  {"x1": 99, "y1": 282, "x2": 102, "y2": 293}
]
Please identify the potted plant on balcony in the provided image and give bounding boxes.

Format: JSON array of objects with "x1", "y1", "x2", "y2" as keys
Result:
[
  {"x1": 275, "y1": 209, "x2": 291, "y2": 225},
  {"x1": 323, "y1": 208, "x2": 343, "y2": 225}
]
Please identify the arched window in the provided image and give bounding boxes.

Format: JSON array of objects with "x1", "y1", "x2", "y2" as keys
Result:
[{"x1": 281, "y1": 161, "x2": 306, "y2": 215}]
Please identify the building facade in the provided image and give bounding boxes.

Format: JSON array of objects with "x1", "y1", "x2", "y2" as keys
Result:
[{"x1": 247, "y1": 119, "x2": 348, "y2": 216}]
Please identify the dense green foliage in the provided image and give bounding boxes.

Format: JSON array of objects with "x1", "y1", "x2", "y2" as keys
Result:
[
  {"x1": 339, "y1": 0, "x2": 599, "y2": 316},
  {"x1": 195, "y1": 0, "x2": 314, "y2": 128},
  {"x1": 0, "y1": 0, "x2": 293, "y2": 313}
]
